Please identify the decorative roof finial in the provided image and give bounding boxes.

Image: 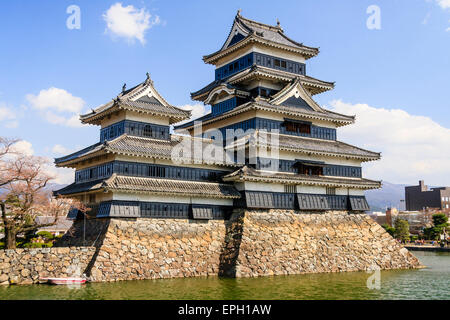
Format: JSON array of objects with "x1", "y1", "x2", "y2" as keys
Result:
[
  {"x1": 145, "y1": 72, "x2": 154, "y2": 86},
  {"x1": 276, "y1": 18, "x2": 280, "y2": 26},
  {"x1": 237, "y1": 9, "x2": 242, "y2": 16},
  {"x1": 122, "y1": 83, "x2": 126, "y2": 93}
]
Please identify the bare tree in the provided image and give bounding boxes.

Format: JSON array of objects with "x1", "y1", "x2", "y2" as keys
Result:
[{"x1": 0, "y1": 138, "x2": 86, "y2": 249}]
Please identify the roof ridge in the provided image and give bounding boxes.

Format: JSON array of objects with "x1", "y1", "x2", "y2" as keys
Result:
[{"x1": 237, "y1": 13, "x2": 282, "y2": 32}]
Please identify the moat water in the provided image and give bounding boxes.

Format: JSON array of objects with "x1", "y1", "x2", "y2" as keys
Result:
[{"x1": 0, "y1": 251, "x2": 448, "y2": 300}]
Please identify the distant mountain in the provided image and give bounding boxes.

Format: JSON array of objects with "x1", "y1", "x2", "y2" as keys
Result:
[
  {"x1": 365, "y1": 181, "x2": 407, "y2": 212},
  {"x1": 46, "y1": 183, "x2": 68, "y2": 192}
]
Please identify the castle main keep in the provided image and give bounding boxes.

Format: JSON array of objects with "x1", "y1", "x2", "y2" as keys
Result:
[{"x1": 53, "y1": 12, "x2": 421, "y2": 281}]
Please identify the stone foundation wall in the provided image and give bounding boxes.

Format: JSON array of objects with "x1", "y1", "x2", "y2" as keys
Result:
[
  {"x1": 87, "y1": 218, "x2": 228, "y2": 281},
  {"x1": 220, "y1": 210, "x2": 422, "y2": 277},
  {"x1": 1, "y1": 210, "x2": 423, "y2": 284},
  {"x1": 0, "y1": 247, "x2": 96, "y2": 285}
]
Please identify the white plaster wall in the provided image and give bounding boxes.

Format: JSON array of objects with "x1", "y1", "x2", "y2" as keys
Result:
[
  {"x1": 335, "y1": 188, "x2": 349, "y2": 196},
  {"x1": 123, "y1": 110, "x2": 170, "y2": 126},
  {"x1": 333, "y1": 188, "x2": 365, "y2": 196},
  {"x1": 243, "y1": 182, "x2": 285, "y2": 192},
  {"x1": 100, "y1": 112, "x2": 126, "y2": 128},
  {"x1": 296, "y1": 185, "x2": 326, "y2": 194},
  {"x1": 349, "y1": 189, "x2": 365, "y2": 196}
]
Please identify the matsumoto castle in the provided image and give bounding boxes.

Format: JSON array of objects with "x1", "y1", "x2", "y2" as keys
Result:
[{"x1": 55, "y1": 12, "x2": 381, "y2": 220}]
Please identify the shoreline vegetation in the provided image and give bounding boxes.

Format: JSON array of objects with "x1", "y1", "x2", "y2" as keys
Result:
[{"x1": 0, "y1": 231, "x2": 62, "y2": 249}]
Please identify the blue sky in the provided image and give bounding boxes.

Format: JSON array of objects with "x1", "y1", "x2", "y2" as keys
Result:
[{"x1": 1, "y1": 0, "x2": 449, "y2": 185}]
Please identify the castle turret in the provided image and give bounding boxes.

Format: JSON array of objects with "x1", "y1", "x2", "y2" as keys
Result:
[{"x1": 54, "y1": 74, "x2": 241, "y2": 220}]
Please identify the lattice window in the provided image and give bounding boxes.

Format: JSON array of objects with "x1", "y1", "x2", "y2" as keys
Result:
[
  {"x1": 143, "y1": 125, "x2": 153, "y2": 137},
  {"x1": 284, "y1": 185, "x2": 296, "y2": 193}
]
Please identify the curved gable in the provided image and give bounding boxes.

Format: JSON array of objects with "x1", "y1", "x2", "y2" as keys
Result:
[{"x1": 270, "y1": 79, "x2": 324, "y2": 112}]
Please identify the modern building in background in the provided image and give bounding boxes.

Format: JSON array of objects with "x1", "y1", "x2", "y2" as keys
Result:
[
  {"x1": 54, "y1": 12, "x2": 381, "y2": 219},
  {"x1": 405, "y1": 180, "x2": 450, "y2": 211},
  {"x1": 368, "y1": 208, "x2": 433, "y2": 235}
]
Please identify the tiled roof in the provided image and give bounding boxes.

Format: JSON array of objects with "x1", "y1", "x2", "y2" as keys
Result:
[
  {"x1": 121, "y1": 98, "x2": 189, "y2": 117},
  {"x1": 174, "y1": 100, "x2": 354, "y2": 131},
  {"x1": 53, "y1": 179, "x2": 105, "y2": 195},
  {"x1": 223, "y1": 166, "x2": 381, "y2": 189},
  {"x1": 103, "y1": 174, "x2": 241, "y2": 199},
  {"x1": 227, "y1": 66, "x2": 334, "y2": 95},
  {"x1": 80, "y1": 74, "x2": 190, "y2": 125},
  {"x1": 54, "y1": 142, "x2": 104, "y2": 164},
  {"x1": 191, "y1": 80, "x2": 227, "y2": 99},
  {"x1": 105, "y1": 135, "x2": 176, "y2": 159},
  {"x1": 191, "y1": 67, "x2": 334, "y2": 101},
  {"x1": 203, "y1": 12, "x2": 319, "y2": 64},
  {"x1": 55, "y1": 134, "x2": 240, "y2": 167},
  {"x1": 236, "y1": 14, "x2": 310, "y2": 49},
  {"x1": 253, "y1": 100, "x2": 354, "y2": 122},
  {"x1": 227, "y1": 131, "x2": 381, "y2": 162}
]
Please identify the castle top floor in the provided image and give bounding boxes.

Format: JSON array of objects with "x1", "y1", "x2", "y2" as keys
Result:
[{"x1": 203, "y1": 11, "x2": 319, "y2": 69}]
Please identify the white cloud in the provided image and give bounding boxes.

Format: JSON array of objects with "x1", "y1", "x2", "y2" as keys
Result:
[
  {"x1": 0, "y1": 104, "x2": 18, "y2": 128},
  {"x1": 175, "y1": 104, "x2": 210, "y2": 127},
  {"x1": 0, "y1": 106, "x2": 15, "y2": 121},
  {"x1": 26, "y1": 87, "x2": 85, "y2": 127},
  {"x1": 328, "y1": 100, "x2": 450, "y2": 186},
  {"x1": 45, "y1": 166, "x2": 74, "y2": 185},
  {"x1": 103, "y1": 3, "x2": 161, "y2": 45},
  {"x1": 43, "y1": 111, "x2": 83, "y2": 128},
  {"x1": 10, "y1": 140, "x2": 34, "y2": 156},
  {"x1": 26, "y1": 87, "x2": 84, "y2": 113},
  {"x1": 436, "y1": 0, "x2": 450, "y2": 9},
  {"x1": 51, "y1": 144, "x2": 73, "y2": 155}
]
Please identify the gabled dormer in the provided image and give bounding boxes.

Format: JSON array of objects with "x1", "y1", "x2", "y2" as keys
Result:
[
  {"x1": 270, "y1": 78, "x2": 325, "y2": 112},
  {"x1": 80, "y1": 73, "x2": 191, "y2": 142}
]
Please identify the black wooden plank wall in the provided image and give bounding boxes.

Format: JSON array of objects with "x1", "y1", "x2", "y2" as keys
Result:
[
  {"x1": 95, "y1": 201, "x2": 230, "y2": 220},
  {"x1": 238, "y1": 191, "x2": 369, "y2": 211}
]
